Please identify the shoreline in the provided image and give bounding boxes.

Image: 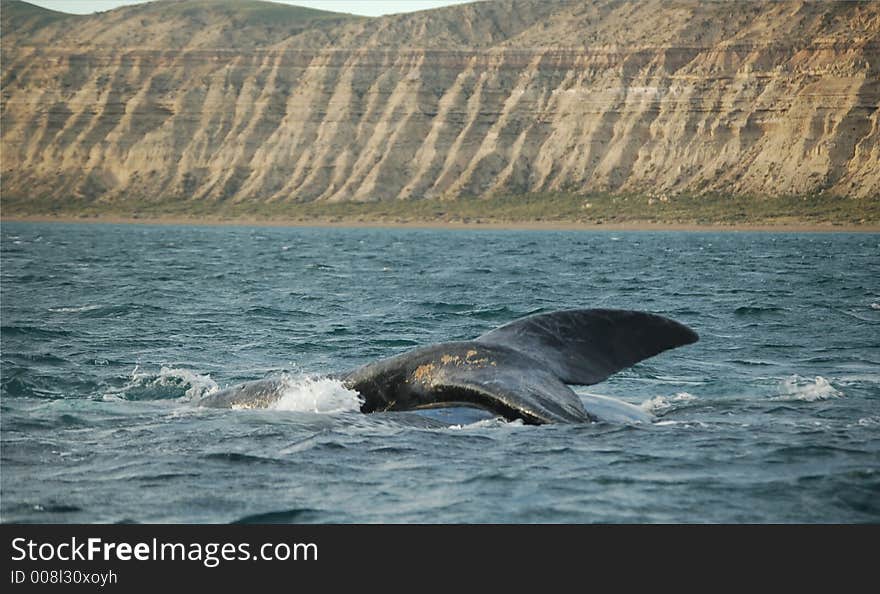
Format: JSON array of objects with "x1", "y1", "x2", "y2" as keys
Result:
[{"x1": 2, "y1": 214, "x2": 879, "y2": 233}]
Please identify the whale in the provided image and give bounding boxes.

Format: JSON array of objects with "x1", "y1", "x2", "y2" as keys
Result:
[{"x1": 198, "y1": 309, "x2": 698, "y2": 424}]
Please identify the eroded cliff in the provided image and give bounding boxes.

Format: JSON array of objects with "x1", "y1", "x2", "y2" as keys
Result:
[{"x1": 1, "y1": 0, "x2": 878, "y2": 212}]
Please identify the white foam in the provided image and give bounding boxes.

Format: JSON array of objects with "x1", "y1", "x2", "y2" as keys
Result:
[
  {"x1": 269, "y1": 375, "x2": 363, "y2": 413},
  {"x1": 640, "y1": 392, "x2": 697, "y2": 413},
  {"x1": 48, "y1": 304, "x2": 101, "y2": 313},
  {"x1": 870, "y1": 302, "x2": 880, "y2": 311},
  {"x1": 449, "y1": 418, "x2": 524, "y2": 430},
  {"x1": 160, "y1": 367, "x2": 219, "y2": 400},
  {"x1": 774, "y1": 375, "x2": 843, "y2": 402},
  {"x1": 653, "y1": 419, "x2": 709, "y2": 428},
  {"x1": 105, "y1": 365, "x2": 219, "y2": 401}
]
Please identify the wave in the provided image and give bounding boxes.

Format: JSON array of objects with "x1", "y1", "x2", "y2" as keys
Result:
[
  {"x1": 46, "y1": 303, "x2": 167, "y2": 319},
  {"x1": 6, "y1": 503, "x2": 84, "y2": 515},
  {"x1": 640, "y1": 392, "x2": 698, "y2": 414},
  {"x1": 47, "y1": 304, "x2": 102, "y2": 313},
  {"x1": 773, "y1": 375, "x2": 843, "y2": 402},
  {"x1": 727, "y1": 358, "x2": 775, "y2": 367},
  {"x1": 3, "y1": 352, "x2": 68, "y2": 365},
  {"x1": 202, "y1": 452, "x2": 281, "y2": 464},
  {"x1": 244, "y1": 306, "x2": 320, "y2": 318},
  {"x1": 1, "y1": 325, "x2": 72, "y2": 338},
  {"x1": 371, "y1": 338, "x2": 420, "y2": 348},
  {"x1": 106, "y1": 366, "x2": 218, "y2": 401},
  {"x1": 449, "y1": 417, "x2": 525, "y2": 430},
  {"x1": 653, "y1": 419, "x2": 711, "y2": 429},
  {"x1": 1, "y1": 374, "x2": 63, "y2": 399},
  {"x1": 233, "y1": 508, "x2": 324, "y2": 524},
  {"x1": 733, "y1": 305, "x2": 786, "y2": 316},
  {"x1": 416, "y1": 301, "x2": 474, "y2": 313}
]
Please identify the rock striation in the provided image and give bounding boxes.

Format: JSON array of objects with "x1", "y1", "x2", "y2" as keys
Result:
[{"x1": 1, "y1": 0, "x2": 878, "y2": 209}]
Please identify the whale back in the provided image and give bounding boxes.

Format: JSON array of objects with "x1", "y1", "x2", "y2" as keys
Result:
[
  {"x1": 477, "y1": 309, "x2": 698, "y2": 386},
  {"x1": 342, "y1": 341, "x2": 590, "y2": 424}
]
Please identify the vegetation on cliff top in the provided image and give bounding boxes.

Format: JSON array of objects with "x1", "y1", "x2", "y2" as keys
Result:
[
  {"x1": 4, "y1": 191, "x2": 876, "y2": 227},
  {"x1": 2, "y1": 0, "x2": 878, "y2": 224}
]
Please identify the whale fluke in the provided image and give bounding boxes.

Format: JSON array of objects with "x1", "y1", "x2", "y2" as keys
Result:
[
  {"x1": 199, "y1": 309, "x2": 698, "y2": 425},
  {"x1": 476, "y1": 309, "x2": 699, "y2": 385}
]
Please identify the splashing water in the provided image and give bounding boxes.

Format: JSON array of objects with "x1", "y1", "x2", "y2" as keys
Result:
[
  {"x1": 105, "y1": 366, "x2": 218, "y2": 401},
  {"x1": 775, "y1": 375, "x2": 843, "y2": 401},
  {"x1": 270, "y1": 374, "x2": 363, "y2": 413},
  {"x1": 640, "y1": 392, "x2": 698, "y2": 414}
]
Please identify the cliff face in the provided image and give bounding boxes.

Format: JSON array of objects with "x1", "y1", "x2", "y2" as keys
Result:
[{"x1": 2, "y1": 0, "x2": 878, "y2": 209}]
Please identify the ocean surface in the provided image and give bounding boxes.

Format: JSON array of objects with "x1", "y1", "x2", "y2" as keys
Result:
[{"x1": 1, "y1": 222, "x2": 878, "y2": 523}]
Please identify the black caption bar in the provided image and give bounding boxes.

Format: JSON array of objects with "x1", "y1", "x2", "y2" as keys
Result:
[{"x1": 0, "y1": 524, "x2": 872, "y2": 589}]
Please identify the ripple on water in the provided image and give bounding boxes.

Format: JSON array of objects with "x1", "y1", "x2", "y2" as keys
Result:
[
  {"x1": 232, "y1": 508, "x2": 327, "y2": 524},
  {"x1": 2, "y1": 224, "x2": 878, "y2": 523}
]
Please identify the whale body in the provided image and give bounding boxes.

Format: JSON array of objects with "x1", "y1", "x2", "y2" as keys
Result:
[{"x1": 198, "y1": 309, "x2": 698, "y2": 425}]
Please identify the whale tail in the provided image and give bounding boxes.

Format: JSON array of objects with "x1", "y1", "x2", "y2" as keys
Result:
[
  {"x1": 199, "y1": 309, "x2": 698, "y2": 425},
  {"x1": 477, "y1": 309, "x2": 698, "y2": 386},
  {"x1": 344, "y1": 309, "x2": 699, "y2": 424}
]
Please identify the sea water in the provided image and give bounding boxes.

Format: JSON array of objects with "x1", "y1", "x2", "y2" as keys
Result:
[{"x1": 1, "y1": 223, "x2": 878, "y2": 523}]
